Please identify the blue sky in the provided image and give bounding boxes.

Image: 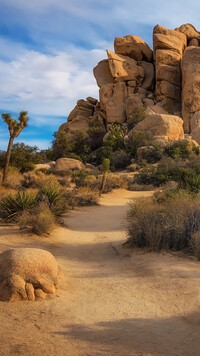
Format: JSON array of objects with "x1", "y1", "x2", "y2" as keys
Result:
[{"x1": 0, "y1": 0, "x2": 200, "y2": 150}]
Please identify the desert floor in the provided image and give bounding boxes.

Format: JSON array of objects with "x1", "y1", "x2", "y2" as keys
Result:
[{"x1": 0, "y1": 189, "x2": 200, "y2": 356}]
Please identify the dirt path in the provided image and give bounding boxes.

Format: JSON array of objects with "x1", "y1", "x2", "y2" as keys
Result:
[{"x1": 0, "y1": 189, "x2": 200, "y2": 356}]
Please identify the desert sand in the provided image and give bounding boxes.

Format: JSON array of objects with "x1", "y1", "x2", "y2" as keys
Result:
[{"x1": 0, "y1": 189, "x2": 200, "y2": 356}]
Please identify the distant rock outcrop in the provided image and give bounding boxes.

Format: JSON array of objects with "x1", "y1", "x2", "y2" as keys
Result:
[{"x1": 57, "y1": 23, "x2": 200, "y2": 146}]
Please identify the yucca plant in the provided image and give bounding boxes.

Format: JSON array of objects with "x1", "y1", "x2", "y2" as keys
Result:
[
  {"x1": 0, "y1": 191, "x2": 37, "y2": 222},
  {"x1": 38, "y1": 184, "x2": 68, "y2": 218},
  {"x1": 181, "y1": 173, "x2": 200, "y2": 194}
]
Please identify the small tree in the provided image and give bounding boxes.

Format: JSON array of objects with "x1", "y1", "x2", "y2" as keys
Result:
[{"x1": 1, "y1": 111, "x2": 29, "y2": 183}]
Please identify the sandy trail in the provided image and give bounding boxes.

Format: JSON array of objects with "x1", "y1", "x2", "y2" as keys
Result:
[{"x1": 0, "y1": 189, "x2": 200, "y2": 356}]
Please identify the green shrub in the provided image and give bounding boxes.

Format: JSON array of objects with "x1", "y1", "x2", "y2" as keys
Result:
[
  {"x1": 103, "y1": 123, "x2": 127, "y2": 153},
  {"x1": 164, "y1": 140, "x2": 199, "y2": 159},
  {"x1": 87, "y1": 118, "x2": 106, "y2": 150},
  {"x1": 127, "y1": 130, "x2": 154, "y2": 157},
  {"x1": 136, "y1": 144, "x2": 163, "y2": 163},
  {"x1": 136, "y1": 157, "x2": 200, "y2": 187},
  {"x1": 127, "y1": 107, "x2": 147, "y2": 130},
  {"x1": 110, "y1": 150, "x2": 131, "y2": 170},
  {"x1": 126, "y1": 194, "x2": 200, "y2": 256},
  {"x1": 0, "y1": 191, "x2": 37, "y2": 222},
  {"x1": 71, "y1": 170, "x2": 89, "y2": 187},
  {"x1": 179, "y1": 173, "x2": 200, "y2": 193}
]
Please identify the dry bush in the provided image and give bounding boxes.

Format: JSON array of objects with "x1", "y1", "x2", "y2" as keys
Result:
[
  {"x1": 126, "y1": 193, "x2": 200, "y2": 257},
  {"x1": 21, "y1": 171, "x2": 58, "y2": 188},
  {"x1": 191, "y1": 232, "x2": 200, "y2": 260},
  {"x1": 18, "y1": 203, "x2": 55, "y2": 236},
  {"x1": 75, "y1": 186, "x2": 99, "y2": 206},
  {"x1": 128, "y1": 183, "x2": 155, "y2": 191},
  {"x1": 1, "y1": 167, "x2": 23, "y2": 189}
]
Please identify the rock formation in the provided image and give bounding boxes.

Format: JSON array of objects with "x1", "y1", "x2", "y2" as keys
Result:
[
  {"x1": 57, "y1": 23, "x2": 200, "y2": 146},
  {"x1": 0, "y1": 248, "x2": 62, "y2": 301}
]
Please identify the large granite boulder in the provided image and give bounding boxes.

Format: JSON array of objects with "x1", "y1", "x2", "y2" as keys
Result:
[
  {"x1": 114, "y1": 35, "x2": 152, "y2": 62},
  {"x1": 176, "y1": 23, "x2": 200, "y2": 41},
  {"x1": 93, "y1": 59, "x2": 115, "y2": 88},
  {"x1": 131, "y1": 114, "x2": 184, "y2": 142},
  {"x1": 0, "y1": 248, "x2": 62, "y2": 301},
  {"x1": 54, "y1": 158, "x2": 85, "y2": 171},
  {"x1": 107, "y1": 50, "x2": 144, "y2": 82}
]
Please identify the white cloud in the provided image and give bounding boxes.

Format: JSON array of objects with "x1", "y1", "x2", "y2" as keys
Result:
[{"x1": 0, "y1": 44, "x2": 106, "y2": 117}]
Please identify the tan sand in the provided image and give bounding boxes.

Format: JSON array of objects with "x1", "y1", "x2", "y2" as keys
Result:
[{"x1": 0, "y1": 189, "x2": 200, "y2": 356}]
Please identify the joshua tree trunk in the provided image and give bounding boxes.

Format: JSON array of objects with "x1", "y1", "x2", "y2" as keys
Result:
[
  {"x1": 2, "y1": 136, "x2": 14, "y2": 183},
  {"x1": 1, "y1": 111, "x2": 29, "y2": 185},
  {"x1": 99, "y1": 171, "x2": 107, "y2": 196},
  {"x1": 99, "y1": 158, "x2": 110, "y2": 196}
]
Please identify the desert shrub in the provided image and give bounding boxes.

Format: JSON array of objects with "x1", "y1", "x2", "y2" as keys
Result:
[
  {"x1": 38, "y1": 183, "x2": 68, "y2": 218},
  {"x1": 136, "y1": 144, "x2": 163, "y2": 163},
  {"x1": 71, "y1": 170, "x2": 89, "y2": 187},
  {"x1": 128, "y1": 182, "x2": 155, "y2": 191},
  {"x1": 21, "y1": 171, "x2": 58, "y2": 188},
  {"x1": 164, "y1": 140, "x2": 199, "y2": 159},
  {"x1": 126, "y1": 194, "x2": 200, "y2": 256},
  {"x1": 191, "y1": 232, "x2": 200, "y2": 260},
  {"x1": 103, "y1": 123, "x2": 127, "y2": 153},
  {"x1": 127, "y1": 107, "x2": 147, "y2": 130},
  {"x1": 126, "y1": 163, "x2": 139, "y2": 172},
  {"x1": 0, "y1": 191, "x2": 37, "y2": 222},
  {"x1": 101, "y1": 173, "x2": 128, "y2": 192},
  {"x1": 0, "y1": 143, "x2": 41, "y2": 172},
  {"x1": 136, "y1": 157, "x2": 200, "y2": 187},
  {"x1": 52, "y1": 130, "x2": 74, "y2": 160},
  {"x1": 127, "y1": 130, "x2": 154, "y2": 157},
  {"x1": 56, "y1": 176, "x2": 71, "y2": 187},
  {"x1": 179, "y1": 173, "x2": 200, "y2": 193},
  {"x1": 110, "y1": 150, "x2": 131, "y2": 170},
  {"x1": 87, "y1": 117, "x2": 106, "y2": 150},
  {"x1": 75, "y1": 186, "x2": 99, "y2": 206},
  {"x1": 1, "y1": 167, "x2": 23, "y2": 189},
  {"x1": 18, "y1": 203, "x2": 55, "y2": 235}
]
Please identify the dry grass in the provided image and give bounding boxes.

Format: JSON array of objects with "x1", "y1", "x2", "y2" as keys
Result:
[{"x1": 126, "y1": 192, "x2": 200, "y2": 258}]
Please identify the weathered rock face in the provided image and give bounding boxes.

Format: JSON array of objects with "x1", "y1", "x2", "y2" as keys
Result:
[
  {"x1": 54, "y1": 158, "x2": 85, "y2": 171},
  {"x1": 0, "y1": 248, "x2": 62, "y2": 301},
  {"x1": 132, "y1": 114, "x2": 184, "y2": 142},
  {"x1": 99, "y1": 82, "x2": 128, "y2": 123},
  {"x1": 93, "y1": 59, "x2": 114, "y2": 88},
  {"x1": 153, "y1": 25, "x2": 186, "y2": 114},
  {"x1": 56, "y1": 22, "x2": 200, "y2": 153},
  {"x1": 114, "y1": 35, "x2": 153, "y2": 62},
  {"x1": 107, "y1": 50, "x2": 144, "y2": 82},
  {"x1": 176, "y1": 24, "x2": 200, "y2": 41},
  {"x1": 182, "y1": 47, "x2": 200, "y2": 133}
]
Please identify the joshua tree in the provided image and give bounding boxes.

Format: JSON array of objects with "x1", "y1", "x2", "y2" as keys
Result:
[
  {"x1": 99, "y1": 158, "x2": 110, "y2": 196},
  {"x1": 1, "y1": 111, "x2": 29, "y2": 183}
]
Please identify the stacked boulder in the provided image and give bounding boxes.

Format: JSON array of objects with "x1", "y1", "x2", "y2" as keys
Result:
[{"x1": 57, "y1": 23, "x2": 200, "y2": 146}]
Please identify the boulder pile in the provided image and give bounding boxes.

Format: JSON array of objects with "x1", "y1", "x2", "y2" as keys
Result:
[{"x1": 58, "y1": 23, "x2": 200, "y2": 145}]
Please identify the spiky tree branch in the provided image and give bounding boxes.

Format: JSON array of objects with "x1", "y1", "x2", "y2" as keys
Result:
[{"x1": 1, "y1": 111, "x2": 29, "y2": 183}]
